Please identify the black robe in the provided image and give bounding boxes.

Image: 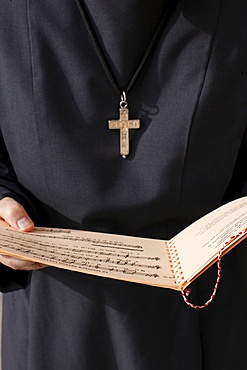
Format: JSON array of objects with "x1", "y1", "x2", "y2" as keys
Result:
[{"x1": 0, "y1": 1, "x2": 247, "y2": 369}]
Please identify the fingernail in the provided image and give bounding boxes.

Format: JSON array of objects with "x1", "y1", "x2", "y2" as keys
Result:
[{"x1": 17, "y1": 217, "x2": 33, "y2": 230}]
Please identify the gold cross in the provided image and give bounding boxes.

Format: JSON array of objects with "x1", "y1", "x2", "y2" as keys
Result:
[{"x1": 108, "y1": 107, "x2": 140, "y2": 158}]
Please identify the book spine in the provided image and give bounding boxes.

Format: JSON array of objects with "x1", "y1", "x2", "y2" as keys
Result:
[{"x1": 167, "y1": 239, "x2": 185, "y2": 287}]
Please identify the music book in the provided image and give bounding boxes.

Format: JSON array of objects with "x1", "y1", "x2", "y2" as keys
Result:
[{"x1": 0, "y1": 197, "x2": 246, "y2": 291}]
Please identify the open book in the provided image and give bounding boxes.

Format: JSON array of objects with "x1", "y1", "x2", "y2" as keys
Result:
[{"x1": 0, "y1": 197, "x2": 246, "y2": 291}]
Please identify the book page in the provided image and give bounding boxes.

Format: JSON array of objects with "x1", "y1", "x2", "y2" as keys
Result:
[
  {"x1": 173, "y1": 197, "x2": 247, "y2": 284},
  {"x1": 0, "y1": 222, "x2": 178, "y2": 290}
]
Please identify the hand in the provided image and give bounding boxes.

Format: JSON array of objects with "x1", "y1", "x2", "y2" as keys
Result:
[{"x1": 0, "y1": 197, "x2": 46, "y2": 270}]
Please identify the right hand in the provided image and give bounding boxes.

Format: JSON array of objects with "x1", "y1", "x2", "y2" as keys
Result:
[{"x1": 0, "y1": 197, "x2": 46, "y2": 270}]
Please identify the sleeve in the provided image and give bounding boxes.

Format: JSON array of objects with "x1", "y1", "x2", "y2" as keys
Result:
[
  {"x1": 0, "y1": 265, "x2": 32, "y2": 293},
  {"x1": 0, "y1": 130, "x2": 38, "y2": 292},
  {"x1": 223, "y1": 126, "x2": 247, "y2": 202}
]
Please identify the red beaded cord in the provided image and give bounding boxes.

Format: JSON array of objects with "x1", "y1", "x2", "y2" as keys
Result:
[
  {"x1": 181, "y1": 249, "x2": 223, "y2": 310},
  {"x1": 181, "y1": 228, "x2": 247, "y2": 309}
]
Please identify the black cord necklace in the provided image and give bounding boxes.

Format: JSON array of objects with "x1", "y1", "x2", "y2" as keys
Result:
[{"x1": 74, "y1": 0, "x2": 177, "y2": 158}]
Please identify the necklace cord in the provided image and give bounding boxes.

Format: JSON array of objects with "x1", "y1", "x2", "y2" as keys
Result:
[{"x1": 74, "y1": 0, "x2": 178, "y2": 96}]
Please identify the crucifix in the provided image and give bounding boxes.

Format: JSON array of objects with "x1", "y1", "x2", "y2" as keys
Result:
[{"x1": 108, "y1": 92, "x2": 140, "y2": 158}]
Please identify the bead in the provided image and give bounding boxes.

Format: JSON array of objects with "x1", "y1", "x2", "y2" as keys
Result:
[{"x1": 184, "y1": 288, "x2": 191, "y2": 297}]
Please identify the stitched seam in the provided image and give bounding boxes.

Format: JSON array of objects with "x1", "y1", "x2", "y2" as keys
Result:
[{"x1": 175, "y1": 0, "x2": 223, "y2": 213}]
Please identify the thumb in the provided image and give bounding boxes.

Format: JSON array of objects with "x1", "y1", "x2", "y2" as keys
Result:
[{"x1": 0, "y1": 197, "x2": 34, "y2": 232}]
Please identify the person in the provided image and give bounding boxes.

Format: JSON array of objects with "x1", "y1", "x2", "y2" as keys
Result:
[{"x1": 0, "y1": 0, "x2": 246, "y2": 369}]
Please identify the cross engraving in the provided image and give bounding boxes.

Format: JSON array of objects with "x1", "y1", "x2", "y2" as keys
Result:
[{"x1": 108, "y1": 107, "x2": 140, "y2": 158}]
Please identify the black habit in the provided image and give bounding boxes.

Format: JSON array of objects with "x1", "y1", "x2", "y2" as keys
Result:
[{"x1": 0, "y1": 0, "x2": 247, "y2": 369}]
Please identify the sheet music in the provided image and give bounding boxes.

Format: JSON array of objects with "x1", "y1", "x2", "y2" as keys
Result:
[
  {"x1": 174, "y1": 197, "x2": 247, "y2": 282},
  {"x1": 0, "y1": 223, "x2": 178, "y2": 289}
]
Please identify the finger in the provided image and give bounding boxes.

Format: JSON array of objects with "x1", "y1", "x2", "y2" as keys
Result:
[
  {"x1": 0, "y1": 197, "x2": 34, "y2": 231},
  {"x1": 0, "y1": 254, "x2": 47, "y2": 271}
]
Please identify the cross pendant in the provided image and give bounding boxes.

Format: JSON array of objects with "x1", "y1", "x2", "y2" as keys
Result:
[{"x1": 108, "y1": 107, "x2": 140, "y2": 158}]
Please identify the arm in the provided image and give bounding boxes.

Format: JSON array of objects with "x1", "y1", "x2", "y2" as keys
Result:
[
  {"x1": 0, "y1": 132, "x2": 45, "y2": 292},
  {"x1": 223, "y1": 126, "x2": 247, "y2": 202}
]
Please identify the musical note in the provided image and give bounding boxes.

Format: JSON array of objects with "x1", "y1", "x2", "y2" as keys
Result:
[{"x1": 0, "y1": 225, "x2": 175, "y2": 287}]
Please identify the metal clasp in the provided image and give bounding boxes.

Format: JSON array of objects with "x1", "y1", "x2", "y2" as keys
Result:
[{"x1": 120, "y1": 91, "x2": 128, "y2": 108}]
